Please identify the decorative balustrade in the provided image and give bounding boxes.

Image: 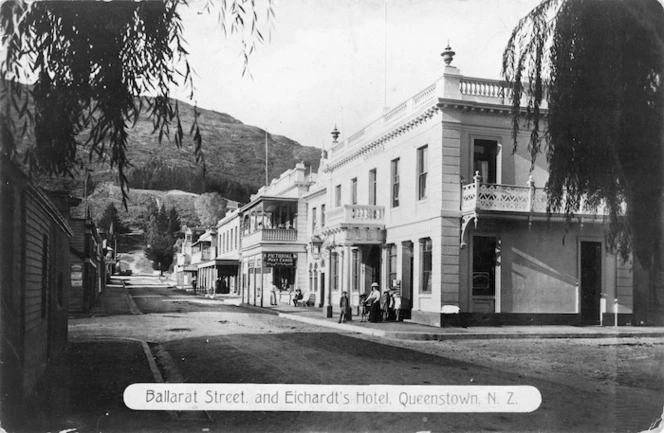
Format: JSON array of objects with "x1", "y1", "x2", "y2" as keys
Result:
[
  {"x1": 462, "y1": 175, "x2": 609, "y2": 216},
  {"x1": 191, "y1": 249, "x2": 214, "y2": 263},
  {"x1": 326, "y1": 205, "x2": 385, "y2": 227},
  {"x1": 459, "y1": 78, "x2": 512, "y2": 99},
  {"x1": 261, "y1": 228, "x2": 298, "y2": 242},
  {"x1": 242, "y1": 228, "x2": 298, "y2": 245},
  {"x1": 413, "y1": 83, "x2": 437, "y2": 107},
  {"x1": 383, "y1": 102, "x2": 408, "y2": 124}
]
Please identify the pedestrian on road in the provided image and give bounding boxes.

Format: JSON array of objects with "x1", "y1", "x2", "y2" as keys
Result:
[
  {"x1": 192, "y1": 276, "x2": 197, "y2": 294},
  {"x1": 215, "y1": 277, "x2": 222, "y2": 295},
  {"x1": 339, "y1": 291, "x2": 349, "y2": 323},
  {"x1": 367, "y1": 283, "x2": 381, "y2": 322}
]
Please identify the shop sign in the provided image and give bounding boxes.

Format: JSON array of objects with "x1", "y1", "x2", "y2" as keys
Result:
[
  {"x1": 71, "y1": 264, "x2": 83, "y2": 287},
  {"x1": 262, "y1": 252, "x2": 296, "y2": 267}
]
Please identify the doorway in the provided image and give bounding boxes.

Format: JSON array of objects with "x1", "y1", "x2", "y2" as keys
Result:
[
  {"x1": 401, "y1": 241, "x2": 413, "y2": 319},
  {"x1": 472, "y1": 236, "x2": 497, "y2": 312},
  {"x1": 363, "y1": 245, "x2": 381, "y2": 292},
  {"x1": 580, "y1": 241, "x2": 602, "y2": 323}
]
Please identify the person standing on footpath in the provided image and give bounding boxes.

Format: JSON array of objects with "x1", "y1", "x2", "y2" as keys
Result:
[
  {"x1": 339, "y1": 291, "x2": 350, "y2": 323},
  {"x1": 393, "y1": 292, "x2": 402, "y2": 321},
  {"x1": 380, "y1": 289, "x2": 391, "y2": 321},
  {"x1": 367, "y1": 283, "x2": 381, "y2": 322},
  {"x1": 270, "y1": 284, "x2": 278, "y2": 306}
]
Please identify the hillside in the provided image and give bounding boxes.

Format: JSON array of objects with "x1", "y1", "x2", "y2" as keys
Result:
[
  {"x1": 14, "y1": 94, "x2": 322, "y2": 202},
  {"x1": 20, "y1": 97, "x2": 323, "y2": 228},
  {"x1": 85, "y1": 183, "x2": 202, "y2": 230},
  {"x1": 123, "y1": 102, "x2": 322, "y2": 191}
]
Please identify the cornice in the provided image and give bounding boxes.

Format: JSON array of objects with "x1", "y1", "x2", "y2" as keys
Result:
[{"x1": 324, "y1": 105, "x2": 440, "y2": 173}]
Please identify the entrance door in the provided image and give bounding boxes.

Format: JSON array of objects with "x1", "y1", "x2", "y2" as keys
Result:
[
  {"x1": 320, "y1": 273, "x2": 325, "y2": 308},
  {"x1": 365, "y1": 245, "x2": 381, "y2": 289},
  {"x1": 401, "y1": 241, "x2": 413, "y2": 319},
  {"x1": 472, "y1": 236, "x2": 497, "y2": 312},
  {"x1": 581, "y1": 241, "x2": 602, "y2": 323}
]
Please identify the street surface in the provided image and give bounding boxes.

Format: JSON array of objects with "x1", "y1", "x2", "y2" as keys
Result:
[{"x1": 53, "y1": 283, "x2": 664, "y2": 432}]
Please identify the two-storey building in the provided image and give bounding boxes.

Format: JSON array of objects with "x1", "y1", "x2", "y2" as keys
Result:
[
  {"x1": 239, "y1": 163, "x2": 312, "y2": 306},
  {"x1": 192, "y1": 229, "x2": 218, "y2": 293},
  {"x1": 174, "y1": 226, "x2": 204, "y2": 288},
  {"x1": 212, "y1": 209, "x2": 242, "y2": 294},
  {"x1": 303, "y1": 47, "x2": 633, "y2": 326}
]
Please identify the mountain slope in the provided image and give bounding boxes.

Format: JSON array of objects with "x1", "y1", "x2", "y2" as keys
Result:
[{"x1": 123, "y1": 101, "x2": 322, "y2": 192}]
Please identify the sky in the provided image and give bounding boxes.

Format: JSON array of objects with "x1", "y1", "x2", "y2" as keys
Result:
[{"x1": 176, "y1": 0, "x2": 542, "y2": 149}]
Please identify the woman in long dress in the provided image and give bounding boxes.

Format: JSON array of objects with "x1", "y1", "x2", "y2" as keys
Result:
[{"x1": 367, "y1": 283, "x2": 381, "y2": 322}]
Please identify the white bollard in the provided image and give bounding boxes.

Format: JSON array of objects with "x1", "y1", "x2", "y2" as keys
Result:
[{"x1": 614, "y1": 298, "x2": 619, "y2": 327}]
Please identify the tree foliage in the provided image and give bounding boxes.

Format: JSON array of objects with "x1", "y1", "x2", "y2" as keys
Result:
[
  {"x1": 144, "y1": 202, "x2": 181, "y2": 274},
  {"x1": 195, "y1": 192, "x2": 229, "y2": 228},
  {"x1": 98, "y1": 202, "x2": 129, "y2": 236},
  {"x1": 126, "y1": 157, "x2": 256, "y2": 203},
  {"x1": 502, "y1": 0, "x2": 664, "y2": 267},
  {"x1": 0, "y1": 0, "x2": 273, "y2": 204}
]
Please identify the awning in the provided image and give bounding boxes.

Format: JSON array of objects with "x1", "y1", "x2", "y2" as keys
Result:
[{"x1": 197, "y1": 259, "x2": 240, "y2": 269}]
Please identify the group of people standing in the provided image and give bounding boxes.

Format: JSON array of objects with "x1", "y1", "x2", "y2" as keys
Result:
[{"x1": 343, "y1": 282, "x2": 402, "y2": 323}]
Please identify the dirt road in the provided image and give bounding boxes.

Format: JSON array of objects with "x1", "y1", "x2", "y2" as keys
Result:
[{"x1": 63, "y1": 285, "x2": 663, "y2": 432}]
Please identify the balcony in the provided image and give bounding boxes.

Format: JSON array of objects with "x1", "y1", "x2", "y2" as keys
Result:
[
  {"x1": 462, "y1": 179, "x2": 609, "y2": 216},
  {"x1": 325, "y1": 205, "x2": 385, "y2": 228},
  {"x1": 191, "y1": 249, "x2": 214, "y2": 264},
  {"x1": 242, "y1": 228, "x2": 298, "y2": 247}
]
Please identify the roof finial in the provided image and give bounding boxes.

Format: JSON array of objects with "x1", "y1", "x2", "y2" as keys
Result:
[
  {"x1": 331, "y1": 125, "x2": 340, "y2": 143},
  {"x1": 441, "y1": 41, "x2": 455, "y2": 66}
]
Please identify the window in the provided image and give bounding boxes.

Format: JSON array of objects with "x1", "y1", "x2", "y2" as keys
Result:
[
  {"x1": 351, "y1": 178, "x2": 358, "y2": 205},
  {"x1": 352, "y1": 249, "x2": 360, "y2": 292},
  {"x1": 369, "y1": 169, "x2": 377, "y2": 205},
  {"x1": 473, "y1": 139, "x2": 498, "y2": 183},
  {"x1": 420, "y1": 238, "x2": 432, "y2": 293},
  {"x1": 321, "y1": 204, "x2": 326, "y2": 227},
  {"x1": 312, "y1": 207, "x2": 317, "y2": 232},
  {"x1": 388, "y1": 244, "x2": 397, "y2": 287},
  {"x1": 332, "y1": 252, "x2": 339, "y2": 291},
  {"x1": 335, "y1": 185, "x2": 341, "y2": 207},
  {"x1": 391, "y1": 158, "x2": 400, "y2": 207},
  {"x1": 417, "y1": 145, "x2": 428, "y2": 200}
]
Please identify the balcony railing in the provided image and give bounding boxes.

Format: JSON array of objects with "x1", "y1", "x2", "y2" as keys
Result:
[
  {"x1": 242, "y1": 228, "x2": 298, "y2": 245},
  {"x1": 326, "y1": 205, "x2": 385, "y2": 227},
  {"x1": 191, "y1": 249, "x2": 214, "y2": 263},
  {"x1": 462, "y1": 176, "x2": 609, "y2": 216}
]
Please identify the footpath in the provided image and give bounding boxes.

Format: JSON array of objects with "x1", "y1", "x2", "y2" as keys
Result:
[{"x1": 238, "y1": 299, "x2": 664, "y2": 341}]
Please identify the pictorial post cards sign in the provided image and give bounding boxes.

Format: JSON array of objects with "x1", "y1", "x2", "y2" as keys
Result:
[{"x1": 263, "y1": 252, "x2": 296, "y2": 267}]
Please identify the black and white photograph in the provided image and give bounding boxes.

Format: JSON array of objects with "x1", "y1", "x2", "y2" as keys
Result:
[{"x1": 1, "y1": 0, "x2": 663, "y2": 432}]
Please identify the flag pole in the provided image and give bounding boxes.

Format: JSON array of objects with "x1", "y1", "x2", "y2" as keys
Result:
[{"x1": 265, "y1": 129, "x2": 269, "y2": 186}]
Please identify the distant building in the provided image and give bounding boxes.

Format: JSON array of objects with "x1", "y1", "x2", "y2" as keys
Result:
[
  {"x1": 0, "y1": 158, "x2": 74, "y2": 423},
  {"x1": 69, "y1": 206, "x2": 105, "y2": 313},
  {"x1": 174, "y1": 226, "x2": 204, "y2": 287}
]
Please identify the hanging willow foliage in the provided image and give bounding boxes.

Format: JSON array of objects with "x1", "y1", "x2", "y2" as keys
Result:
[
  {"x1": 0, "y1": 0, "x2": 273, "y2": 204},
  {"x1": 503, "y1": 0, "x2": 664, "y2": 270}
]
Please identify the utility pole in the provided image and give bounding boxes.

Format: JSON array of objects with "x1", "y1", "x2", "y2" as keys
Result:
[{"x1": 265, "y1": 129, "x2": 269, "y2": 186}]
